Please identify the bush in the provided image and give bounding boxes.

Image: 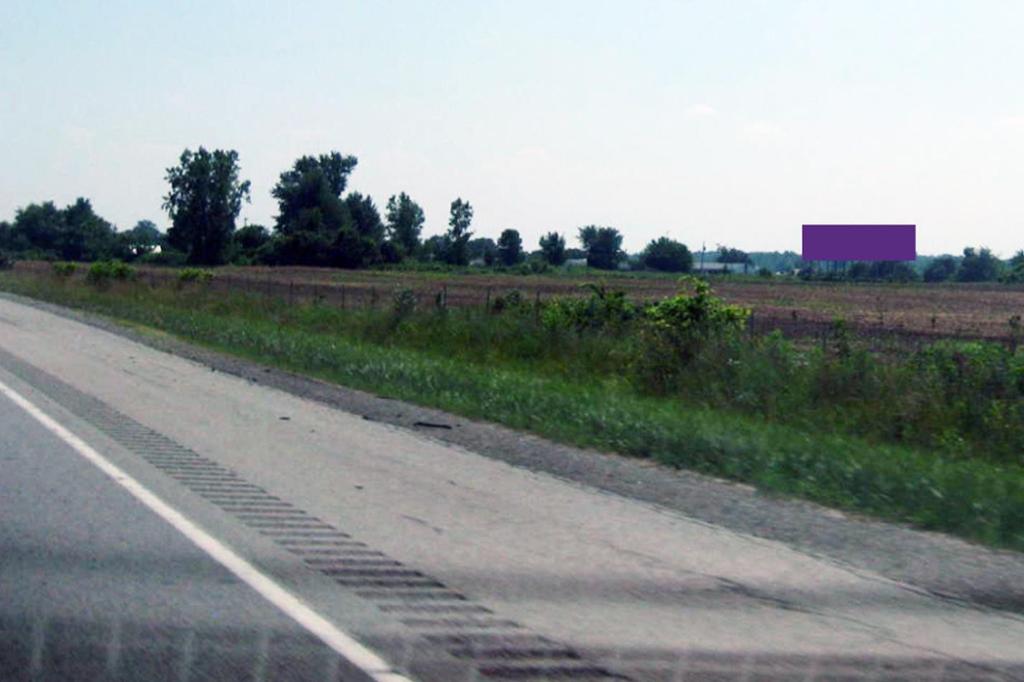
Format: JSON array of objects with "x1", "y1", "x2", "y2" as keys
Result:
[
  {"x1": 633, "y1": 277, "x2": 750, "y2": 393},
  {"x1": 87, "y1": 260, "x2": 136, "y2": 285},
  {"x1": 0, "y1": 251, "x2": 12, "y2": 270},
  {"x1": 391, "y1": 287, "x2": 418, "y2": 317},
  {"x1": 491, "y1": 289, "x2": 524, "y2": 313},
  {"x1": 541, "y1": 284, "x2": 637, "y2": 332},
  {"x1": 177, "y1": 267, "x2": 214, "y2": 285},
  {"x1": 52, "y1": 262, "x2": 77, "y2": 278}
]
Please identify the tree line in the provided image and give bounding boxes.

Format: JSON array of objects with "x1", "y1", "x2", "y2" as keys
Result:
[
  {"x1": 798, "y1": 248, "x2": 1024, "y2": 284},
  {"x1": 0, "y1": 146, "x2": 700, "y2": 273},
  {"x1": 2, "y1": 146, "x2": 1021, "y2": 282}
]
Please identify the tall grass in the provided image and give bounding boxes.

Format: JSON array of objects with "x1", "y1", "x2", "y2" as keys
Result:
[{"x1": 2, "y1": 270, "x2": 1024, "y2": 550}]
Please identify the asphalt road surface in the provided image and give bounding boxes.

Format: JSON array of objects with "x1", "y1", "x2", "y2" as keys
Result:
[{"x1": 1, "y1": 295, "x2": 1023, "y2": 681}]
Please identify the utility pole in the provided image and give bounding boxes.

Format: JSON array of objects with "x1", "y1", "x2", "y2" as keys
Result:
[{"x1": 700, "y1": 242, "x2": 706, "y2": 272}]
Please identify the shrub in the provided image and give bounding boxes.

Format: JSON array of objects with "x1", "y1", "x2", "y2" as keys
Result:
[
  {"x1": 52, "y1": 262, "x2": 77, "y2": 278},
  {"x1": 541, "y1": 284, "x2": 637, "y2": 332},
  {"x1": 633, "y1": 277, "x2": 750, "y2": 393},
  {"x1": 0, "y1": 251, "x2": 12, "y2": 270},
  {"x1": 391, "y1": 287, "x2": 418, "y2": 317},
  {"x1": 87, "y1": 260, "x2": 136, "y2": 285},
  {"x1": 491, "y1": 289, "x2": 524, "y2": 313},
  {"x1": 177, "y1": 267, "x2": 214, "y2": 285}
]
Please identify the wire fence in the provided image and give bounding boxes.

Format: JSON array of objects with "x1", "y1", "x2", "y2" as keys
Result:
[{"x1": 13, "y1": 260, "x2": 1021, "y2": 352}]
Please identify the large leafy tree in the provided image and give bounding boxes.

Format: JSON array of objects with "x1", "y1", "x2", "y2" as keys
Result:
[
  {"x1": 7, "y1": 199, "x2": 119, "y2": 260},
  {"x1": 385, "y1": 192, "x2": 425, "y2": 257},
  {"x1": 1003, "y1": 250, "x2": 1024, "y2": 283},
  {"x1": 124, "y1": 220, "x2": 162, "y2": 252},
  {"x1": 578, "y1": 225, "x2": 623, "y2": 270},
  {"x1": 340, "y1": 192, "x2": 384, "y2": 267},
  {"x1": 497, "y1": 229, "x2": 523, "y2": 266},
  {"x1": 59, "y1": 198, "x2": 119, "y2": 261},
  {"x1": 231, "y1": 223, "x2": 271, "y2": 262},
  {"x1": 273, "y1": 152, "x2": 357, "y2": 239},
  {"x1": 467, "y1": 237, "x2": 497, "y2": 264},
  {"x1": 957, "y1": 247, "x2": 1002, "y2": 282},
  {"x1": 717, "y1": 246, "x2": 752, "y2": 264},
  {"x1": 163, "y1": 148, "x2": 251, "y2": 265},
  {"x1": 0, "y1": 221, "x2": 18, "y2": 252},
  {"x1": 12, "y1": 201, "x2": 64, "y2": 254},
  {"x1": 270, "y1": 152, "x2": 386, "y2": 268},
  {"x1": 442, "y1": 198, "x2": 473, "y2": 265},
  {"x1": 923, "y1": 255, "x2": 957, "y2": 282},
  {"x1": 642, "y1": 237, "x2": 692, "y2": 272},
  {"x1": 539, "y1": 232, "x2": 566, "y2": 265}
]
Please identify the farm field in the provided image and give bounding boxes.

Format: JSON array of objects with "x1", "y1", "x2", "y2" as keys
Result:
[{"x1": 15, "y1": 261, "x2": 1024, "y2": 343}]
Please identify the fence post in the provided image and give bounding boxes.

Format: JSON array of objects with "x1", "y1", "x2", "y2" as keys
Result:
[
  {"x1": 485, "y1": 287, "x2": 491, "y2": 311},
  {"x1": 341, "y1": 286, "x2": 346, "y2": 310},
  {"x1": 289, "y1": 280, "x2": 294, "y2": 306},
  {"x1": 371, "y1": 286, "x2": 378, "y2": 308}
]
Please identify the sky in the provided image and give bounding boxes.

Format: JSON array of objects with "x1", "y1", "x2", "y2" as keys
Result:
[{"x1": 2, "y1": 0, "x2": 1023, "y2": 256}]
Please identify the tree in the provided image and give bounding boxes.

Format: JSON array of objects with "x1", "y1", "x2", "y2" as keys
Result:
[
  {"x1": 12, "y1": 201, "x2": 63, "y2": 255},
  {"x1": 442, "y1": 198, "x2": 473, "y2": 265},
  {"x1": 578, "y1": 225, "x2": 623, "y2": 270},
  {"x1": 122, "y1": 219, "x2": 162, "y2": 257},
  {"x1": 164, "y1": 147, "x2": 251, "y2": 265},
  {"x1": 7, "y1": 199, "x2": 119, "y2": 260},
  {"x1": 0, "y1": 221, "x2": 18, "y2": 252},
  {"x1": 956, "y1": 247, "x2": 1002, "y2": 282},
  {"x1": 642, "y1": 237, "x2": 692, "y2": 272},
  {"x1": 269, "y1": 152, "x2": 384, "y2": 268},
  {"x1": 868, "y1": 261, "x2": 917, "y2": 282},
  {"x1": 59, "y1": 198, "x2": 118, "y2": 261},
  {"x1": 232, "y1": 223, "x2": 271, "y2": 262},
  {"x1": 539, "y1": 232, "x2": 566, "y2": 265},
  {"x1": 385, "y1": 193, "x2": 425, "y2": 258},
  {"x1": 341, "y1": 192, "x2": 384, "y2": 266},
  {"x1": 273, "y1": 153, "x2": 357, "y2": 233},
  {"x1": 923, "y1": 255, "x2": 957, "y2": 282},
  {"x1": 1003, "y1": 250, "x2": 1024, "y2": 283},
  {"x1": 421, "y1": 235, "x2": 445, "y2": 262},
  {"x1": 717, "y1": 246, "x2": 752, "y2": 264},
  {"x1": 467, "y1": 237, "x2": 497, "y2": 263},
  {"x1": 717, "y1": 245, "x2": 752, "y2": 274},
  {"x1": 497, "y1": 229, "x2": 524, "y2": 266}
]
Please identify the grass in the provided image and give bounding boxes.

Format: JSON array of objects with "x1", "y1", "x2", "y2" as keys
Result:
[{"x1": 2, "y1": 269, "x2": 1024, "y2": 552}]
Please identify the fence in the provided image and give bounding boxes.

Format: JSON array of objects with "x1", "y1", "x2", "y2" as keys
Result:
[{"x1": 13, "y1": 261, "x2": 1020, "y2": 350}]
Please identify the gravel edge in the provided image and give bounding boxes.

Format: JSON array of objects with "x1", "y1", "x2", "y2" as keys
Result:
[{"x1": 6, "y1": 290, "x2": 1024, "y2": 616}]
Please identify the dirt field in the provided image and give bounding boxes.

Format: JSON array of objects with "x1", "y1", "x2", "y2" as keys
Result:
[{"x1": 17, "y1": 262, "x2": 1024, "y2": 343}]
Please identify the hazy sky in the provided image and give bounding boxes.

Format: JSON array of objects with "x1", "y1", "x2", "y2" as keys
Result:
[{"x1": 3, "y1": 1, "x2": 1023, "y2": 255}]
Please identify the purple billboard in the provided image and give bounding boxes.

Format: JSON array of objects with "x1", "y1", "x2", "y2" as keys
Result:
[{"x1": 802, "y1": 225, "x2": 916, "y2": 261}]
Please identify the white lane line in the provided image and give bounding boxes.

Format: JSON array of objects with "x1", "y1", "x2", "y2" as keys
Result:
[{"x1": 0, "y1": 378, "x2": 415, "y2": 682}]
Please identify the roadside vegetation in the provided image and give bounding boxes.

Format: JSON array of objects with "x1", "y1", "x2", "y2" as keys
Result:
[{"x1": 2, "y1": 268, "x2": 1023, "y2": 552}]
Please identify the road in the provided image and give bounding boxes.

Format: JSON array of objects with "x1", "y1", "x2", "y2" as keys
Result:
[{"x1": 1, "y1": 295, "x2": 1023, "y2": 681}]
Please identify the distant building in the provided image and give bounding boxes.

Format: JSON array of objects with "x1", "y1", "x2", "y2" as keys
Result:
[{"x1": 693, "y1": 261, "x2": 747, "y2": 274}]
